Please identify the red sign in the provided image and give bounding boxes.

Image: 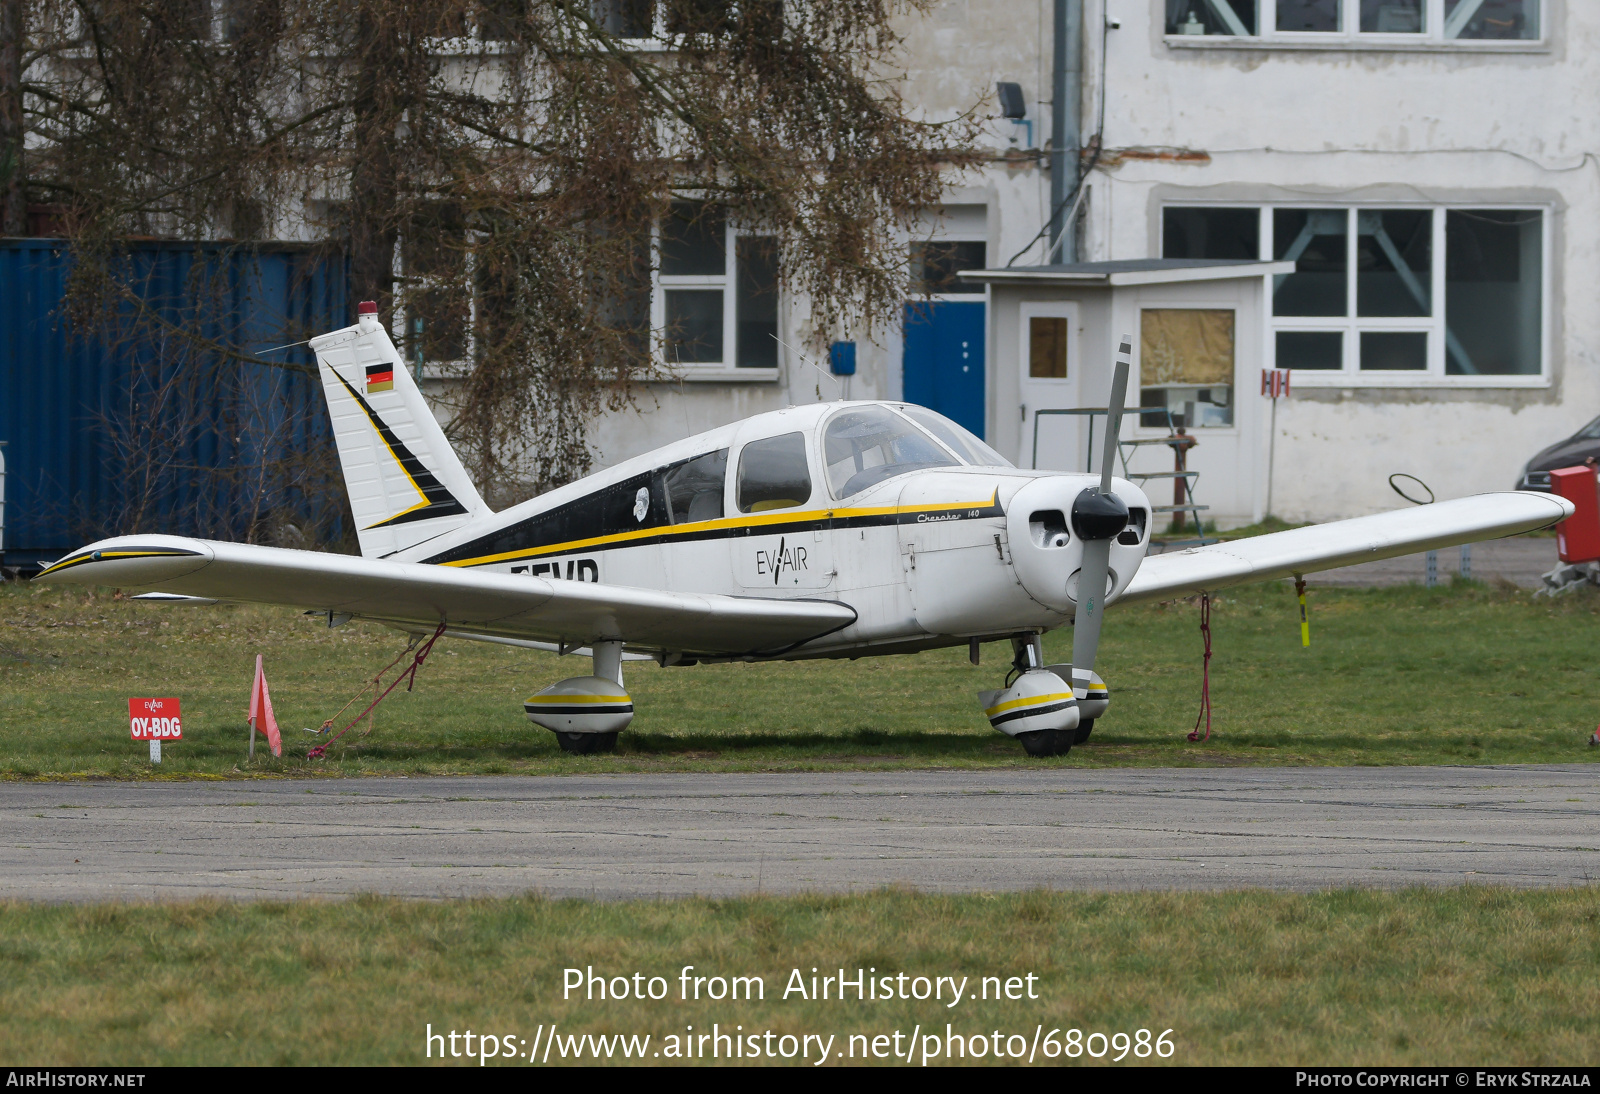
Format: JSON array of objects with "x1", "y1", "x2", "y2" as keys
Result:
[
  {"x1": 129, "y1": 697, "x2": 183, "y2": 741},
  {"x1": 1551, "y1": 465, "x2": 1600, "y2": 565}
]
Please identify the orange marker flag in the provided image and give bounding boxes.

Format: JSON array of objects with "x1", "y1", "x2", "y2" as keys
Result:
[{"x1": 248, "y1": 654, "x2": 283, "y2": 758}]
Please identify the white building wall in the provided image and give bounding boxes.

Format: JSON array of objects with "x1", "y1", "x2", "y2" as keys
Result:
[
  {"x1": 591, "y1": 0, "x2": 1058, "y2": 470},
  {"x1": 596, "y1": 0, "x2": 1592, "y2": 524},
  {"x1": 1078, "y1": 0, "x2": 1594, "y2": 520}
]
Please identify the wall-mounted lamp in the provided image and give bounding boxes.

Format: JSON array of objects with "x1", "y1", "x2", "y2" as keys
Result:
[{"x1": 996, "y1": 81, "x2": 1033, "y2": 149}]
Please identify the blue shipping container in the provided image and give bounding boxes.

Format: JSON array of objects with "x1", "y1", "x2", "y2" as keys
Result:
[{"x1": 0, "y1": 240, "x2": 349, "y2": 568}]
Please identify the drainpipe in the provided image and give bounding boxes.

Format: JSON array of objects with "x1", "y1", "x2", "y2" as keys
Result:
[{"x1": 1049, "y1": 0, "x2": 1083, "y2": 263}]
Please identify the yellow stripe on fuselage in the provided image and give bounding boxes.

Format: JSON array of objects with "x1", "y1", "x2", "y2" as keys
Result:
[{"x1": 442, "y1": 492, "x2": 1001, "y2": 570}]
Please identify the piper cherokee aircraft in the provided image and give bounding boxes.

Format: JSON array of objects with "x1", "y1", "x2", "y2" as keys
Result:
[{"x1": 38, "y1": 303, "x2": 1574, "y2": 757}]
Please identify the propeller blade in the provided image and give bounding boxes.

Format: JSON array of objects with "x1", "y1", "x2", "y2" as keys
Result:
[
  {"x1": 1072, "y1": 334, "x2": 1133, "y2": 697},
  {"x1": 1071, "y1": 538, "x2": 1111, "y2": 693},
  {"x1": 1098, "y1": 335, "x2": 1132, "y2": 494}
]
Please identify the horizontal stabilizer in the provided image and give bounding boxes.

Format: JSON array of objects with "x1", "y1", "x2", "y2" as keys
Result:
[
  {"x1": 1119, "y1": 491, "x2": 1572, "y2": 605},
  {"x1": 38, "y1": 535, "x2": 856, "y2": 658}
]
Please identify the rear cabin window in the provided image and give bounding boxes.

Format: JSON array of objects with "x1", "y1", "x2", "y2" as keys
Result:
[
  {"x1": 736, "y1": 433, "x2": 812, "y2": 513},
  {"x1": 424, "y1": 449, "x2": 727, "y2": 565},
  {"x1": 664, "y1": 449, "x2": 727, "y2": 523},
  {"x1": 823, "y1": 406, "x2": 958, "y2": 499}
]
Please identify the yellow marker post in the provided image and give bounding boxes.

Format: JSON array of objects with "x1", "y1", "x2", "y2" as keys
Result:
[{"x1": 1294, "y1": 574, "x2": 1309, "y2": 648}]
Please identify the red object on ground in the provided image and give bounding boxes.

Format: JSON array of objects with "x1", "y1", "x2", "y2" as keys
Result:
[
  {"x1": 1549, "y1": 465, "x2": 1600, "y2": 564},
  {"x1": 129, "y1": 697, "x2": 182, "y2": 741},
  {"x1": 1187, "y1": 593, "x2": 1213, "y2": 743},
  {"x1": 248, "y1": 655, "x2": 283, "y2": 758}
]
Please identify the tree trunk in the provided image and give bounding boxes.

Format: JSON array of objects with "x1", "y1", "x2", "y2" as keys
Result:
[
  {"x1": 348, "y1": 2, "x2": 400, "y2": 310},
  {"x1": 0, "y1": 0, "x2": 25, "y2": 236}
]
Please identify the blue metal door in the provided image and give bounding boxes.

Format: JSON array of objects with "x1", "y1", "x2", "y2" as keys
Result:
[{"x1": 902, "y1": 301, "x2": 986, "y2": 438}]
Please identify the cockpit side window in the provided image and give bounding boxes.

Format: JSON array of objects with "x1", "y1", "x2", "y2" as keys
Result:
[
  {"x1": 736, "y1": 432, "x2": 812, "y2": 513},
  {"x1": 824, "y1": 406, "x2": 959, "y2": 499},
  {"x1": 662, "y1": 449, "x2": 728, "y2": 524},
  {"x1": 897, "y1": 405, "x2": 1013, "y2": 468}
]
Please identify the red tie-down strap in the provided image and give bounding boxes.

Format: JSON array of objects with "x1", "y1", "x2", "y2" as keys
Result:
[
  {"x1": 1187, "y1": 593, "x2": 1213, "y2": 743},
  {"x1": 307, "y1": 620, "x2": 448, "y2": 760}
]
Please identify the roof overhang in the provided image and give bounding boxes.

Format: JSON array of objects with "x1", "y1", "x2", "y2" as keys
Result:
[{"x1": 961, "y1": 259, "x2": 1295, "y2": 288}]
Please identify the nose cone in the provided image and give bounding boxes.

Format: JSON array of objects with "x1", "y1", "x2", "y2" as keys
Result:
[{"x1": 1006, "y1": 476, "x2": 1150, "y2": 613}]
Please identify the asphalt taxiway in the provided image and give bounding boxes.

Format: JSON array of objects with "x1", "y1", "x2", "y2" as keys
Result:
[{"x1": 2, "y1": 765, "x2": 1596, "y2": 901}]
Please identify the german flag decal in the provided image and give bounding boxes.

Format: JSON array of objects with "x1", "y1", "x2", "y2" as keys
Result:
[{"x1": 365, "y1": 363, "x2": 395, "y2": 393}]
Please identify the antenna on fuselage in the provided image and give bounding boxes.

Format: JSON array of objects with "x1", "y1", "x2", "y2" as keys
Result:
[{"x1": 771, "y1": 333, "x2": 845, "y2": 402}]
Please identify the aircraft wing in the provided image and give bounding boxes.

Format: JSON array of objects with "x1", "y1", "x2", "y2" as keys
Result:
[
  {"x1": 36, "y1": 535, "x2": 856, "y2": 657},
  {"x1": 1118, "y1": 491, "x2": 1572, "y2": 606}
]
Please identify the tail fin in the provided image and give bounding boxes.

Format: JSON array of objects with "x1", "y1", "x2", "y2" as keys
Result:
[{"x1": 310, "y1": 306, "x2": 489, "y2": 558}]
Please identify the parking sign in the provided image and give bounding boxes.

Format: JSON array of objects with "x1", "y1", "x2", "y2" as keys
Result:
[{"x1": 129, "y1": 697, "x2": 183, "y2": 741}]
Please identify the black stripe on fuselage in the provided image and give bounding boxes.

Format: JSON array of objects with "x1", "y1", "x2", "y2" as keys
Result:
[
  {"x1": 424, "y1": 493, "x2": 1006, "y2": 569},
  {"x1": 988, "y1": 699, "x2": 1077, "y2": 727}
]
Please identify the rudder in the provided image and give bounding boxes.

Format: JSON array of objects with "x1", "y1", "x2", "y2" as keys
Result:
[{"x1": 310, "y1": 303, "x2": 489, "y2": 558}]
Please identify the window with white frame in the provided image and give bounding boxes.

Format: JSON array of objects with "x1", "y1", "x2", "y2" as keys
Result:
[
  {"x1": 590, "y1": 1, "x2": 786, "y2": 40},
  {"x1": 402, "y1": 203, "x2": 474, "y2": 376},
  {"x1": 1163, "y1": 204, "x2": 1546, "y2": 382},
  {"x1": 594, "y1": 0, "x2": 656, "y2": 38},
  {"x1": 418, "y1": 0, "x2": 531, "y2": 44},
  {"x1": 656, "y1": 201, "x2": 780, "y2": 373},
  {"x1": 1165, "y1": 0, "x2": 1541, "y2": 41}
]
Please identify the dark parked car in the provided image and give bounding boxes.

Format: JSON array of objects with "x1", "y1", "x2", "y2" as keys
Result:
[{"x1": 1518, "y1": 415, "x2": 1600, "y2": 491}]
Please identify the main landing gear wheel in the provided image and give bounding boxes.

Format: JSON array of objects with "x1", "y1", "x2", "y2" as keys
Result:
[
  {"x1": 1073, "y1": 719, "x2": 1094, "y2": 746},
  {"x1": 555, "y1": 731, "x2": 617, "y2": 755},
  {"x1": 1016, "y1": 729, "x2": 1073, "y2": 758}
]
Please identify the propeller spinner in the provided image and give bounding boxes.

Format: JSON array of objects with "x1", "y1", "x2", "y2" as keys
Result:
[{"x1": 1068, "y1": 335, "x2": 1134, "y2": 703}]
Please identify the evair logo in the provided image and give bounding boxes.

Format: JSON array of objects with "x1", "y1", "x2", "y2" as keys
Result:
[{"x1": 754, "y1": 537, "x2": 808, "y2": 586}]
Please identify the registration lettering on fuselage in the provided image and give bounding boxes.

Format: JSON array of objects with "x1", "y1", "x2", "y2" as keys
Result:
[{"x1": 511, "y1": 558, "x2": 599, "y2": 581}]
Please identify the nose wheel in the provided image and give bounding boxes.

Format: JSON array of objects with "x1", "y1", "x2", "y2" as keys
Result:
[{"x1": 978, "y1": 636, "x2": 1082, "y2": 758}]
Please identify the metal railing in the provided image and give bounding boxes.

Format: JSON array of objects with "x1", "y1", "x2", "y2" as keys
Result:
[{"x1": 1029, "y1": 406, "x2": 1215, "y2": 545}]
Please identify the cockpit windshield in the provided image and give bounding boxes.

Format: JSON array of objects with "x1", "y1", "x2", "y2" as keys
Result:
[
  {"x1": 823, "y1": 406, "x2": 959, "y2": 498},
  {"x1": 897, "y1": 405, "x2": 1013, "y2": 468}
]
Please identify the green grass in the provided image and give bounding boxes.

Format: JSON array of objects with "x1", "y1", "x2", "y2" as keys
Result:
[
  {"x1": 3, "y1": 888, "x2": 1597, "y2": 1065},
  {"x1": 2, "y1": 575, "x2": 1599, "y2": 777}
]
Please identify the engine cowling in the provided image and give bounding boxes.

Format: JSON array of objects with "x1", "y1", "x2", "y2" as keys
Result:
[{"x1": 1004, "y1": 476, "x2": 1152, "y2": 615}]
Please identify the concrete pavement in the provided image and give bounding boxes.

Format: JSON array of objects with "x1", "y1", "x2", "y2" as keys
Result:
[{"x1": 3, "y1": 766, "x2": 1597, "y2": 902}]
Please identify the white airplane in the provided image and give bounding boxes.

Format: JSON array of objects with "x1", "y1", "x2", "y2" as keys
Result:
[{"x1": 37, "y1": 304, "x2": 1573, "y2": 757}]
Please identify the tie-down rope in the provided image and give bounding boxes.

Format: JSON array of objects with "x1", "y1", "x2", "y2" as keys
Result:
[
  {"x1": 1187, "y1": 593, "x2": 1213, "y2": 743},
  {"x1": 307, "y1": 620, "x2": 448, "y2": 760}
]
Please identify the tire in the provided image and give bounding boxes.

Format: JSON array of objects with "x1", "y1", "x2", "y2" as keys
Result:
[
  {"x1": 555, "y1": 731, "x2": 618, "y2": 755},
  {"x1": 1073, "y1": 719, "x2": 1094, "y2": 746},
  {"x1": 1016, "y1": 729, "x2": 1073, "y2": 758}
]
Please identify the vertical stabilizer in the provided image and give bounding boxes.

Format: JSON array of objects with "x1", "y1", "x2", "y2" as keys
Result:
[{"x1": 310, "y1": 305, "x2": 489, "y2": 558}]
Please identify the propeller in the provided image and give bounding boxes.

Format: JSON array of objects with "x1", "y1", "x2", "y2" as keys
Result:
[{"x1": 1068, "y1": 334, "x2": 1133, "y2": 700}]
